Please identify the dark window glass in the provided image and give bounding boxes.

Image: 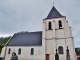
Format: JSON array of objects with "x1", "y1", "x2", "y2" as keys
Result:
[
  {"x1": 58, "y1": 46, "x2": 64, "y2": 54},
  {"x1": 8, "y1": 48, "x2": 11, "y2": 54},
  {"x1": 59, "y1": 20, "x2": 62, "y2": 29},
  {"x1": 18, "y1": 48, "x2": 21, "y2": 55},
  {"x1": 31, "y1": 48, "x2": 34, "y2": 55},
  {"x1": 48, "y1": 22, "x2": 52, "y2": 30}
]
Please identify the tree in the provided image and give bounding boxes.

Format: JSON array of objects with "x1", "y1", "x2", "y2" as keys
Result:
[{"x1": 0, "y1": 36, "x2": 11, "y2": 53}]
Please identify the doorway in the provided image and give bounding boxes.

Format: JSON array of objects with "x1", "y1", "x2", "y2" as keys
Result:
[{"x1": 46, "y1": 54, "x2": 50, "y2": 60}]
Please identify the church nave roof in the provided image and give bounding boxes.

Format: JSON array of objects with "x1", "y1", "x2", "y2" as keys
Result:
[{"x1": 6, "y1": 31, "x2": 42, "y2": 46}]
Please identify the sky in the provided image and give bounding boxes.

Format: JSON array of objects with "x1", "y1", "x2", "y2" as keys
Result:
[{"x1": 0, "y1": 0, "x2": 80, "y2": 47}]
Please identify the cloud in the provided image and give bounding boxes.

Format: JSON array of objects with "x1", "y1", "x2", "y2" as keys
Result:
[
  {"x1": 0, "y1": 0, "x2": 47, "y2": 33},
  {"x1": 74, "y1": 38, "x2": 80, "y2": 47},
  {"x1": 0, "y1": 33, "x2": 12, "y2": 37}
]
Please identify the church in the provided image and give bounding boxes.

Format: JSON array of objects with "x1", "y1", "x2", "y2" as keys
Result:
[{"x1": 1, "y1": 6, "x2": 76, "y2": 60}]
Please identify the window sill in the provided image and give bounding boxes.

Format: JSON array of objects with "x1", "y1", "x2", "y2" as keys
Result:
[
  {"x1": 55, "y1": 28, "x2": 64, "y2": 30},
  {"x1": 46, "y1": 29, "x2": 53, "y2": 31}
]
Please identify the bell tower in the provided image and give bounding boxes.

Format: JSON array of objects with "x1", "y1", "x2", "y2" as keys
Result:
[
  {"x1": 42, "y1": 6, "x2": 76, "y2": 60},
  {"x1": 42, "y1": 6, "x2": 64, "y2": 40}
]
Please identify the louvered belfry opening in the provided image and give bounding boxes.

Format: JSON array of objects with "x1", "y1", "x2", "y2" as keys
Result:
[
  {"x1": 48, "y1": 22, "x2": 52, "y2": 30},
  {"x1": 59, "y1": 20, "x2": 62, "y2": 29}
]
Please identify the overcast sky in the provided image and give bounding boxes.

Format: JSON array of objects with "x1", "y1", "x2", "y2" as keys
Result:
[{"x1": 0, "y1": 0, "x2": 80, "y2": 47}]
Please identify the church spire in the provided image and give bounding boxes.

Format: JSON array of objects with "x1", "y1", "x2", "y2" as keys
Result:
[{"x1": 45, "y1": 6, "x2": 63, "y2": 19}]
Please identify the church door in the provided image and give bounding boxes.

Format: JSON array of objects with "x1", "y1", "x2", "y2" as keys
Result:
[{"x1": 46, "y1": 54, "x2": 50, "y2": 60}]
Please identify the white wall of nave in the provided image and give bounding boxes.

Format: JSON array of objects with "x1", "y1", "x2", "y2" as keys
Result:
[{"x1": 1, "y1": 46, "x2": 45, "y2": 60}]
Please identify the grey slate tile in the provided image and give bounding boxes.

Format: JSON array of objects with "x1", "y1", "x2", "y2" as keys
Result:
[
  {"x1": 45, "y1": 6, "x2": 63, "y2": 19},
  {"x1": 6, "y1": 31, "x2": 42, "y2": 46}
]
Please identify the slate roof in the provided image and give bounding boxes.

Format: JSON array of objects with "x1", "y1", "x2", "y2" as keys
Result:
[
  {"x1": 45, "y1": 6, "x2": 63, "y2": 19},
  {"x1": 6, "y1": 31, "x2": 42, "y2": 46}
]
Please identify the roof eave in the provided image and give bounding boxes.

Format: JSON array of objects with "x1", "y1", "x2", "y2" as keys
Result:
[{"x1": 43, "y1": 16, "x2": 66, "y2": 20}]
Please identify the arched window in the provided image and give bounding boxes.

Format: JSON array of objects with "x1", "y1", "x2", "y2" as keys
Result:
[
  {"x1": 58, "y1": 46, "x2": 64, "y2": 54},
  {"x1": 48, "y1": 22, "x2": 52, "y2": 30},
  {"x1": 31, "y1": 48, "x2": 34, "y2": 55},
  {"x1": 18, "y1": 48, "x2": 21, "y2": 55},
  {"x1": 8, "y1": 48, "x2": 11, "y2": 54},
  {"x1": 59, "y1": 20, "x2": 62, "y2": 29}
]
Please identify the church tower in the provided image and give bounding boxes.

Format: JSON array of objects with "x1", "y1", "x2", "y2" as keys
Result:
[{"x1": 42, "y1": 6, "x2": 76, "y2": 60}]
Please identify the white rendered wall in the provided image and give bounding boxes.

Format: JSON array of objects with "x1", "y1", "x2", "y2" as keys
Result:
[
  {"x1": 45, "y1": 40, "x2": 55, "y2": 60},
  {"x1": 0, "y1": 47, "x2": 6, "y2": 57},
  {"x1": 1, "y1": 38, "x2": 45, "y2": 60},
  {"x1": 55, "y1": 29, "x2": 65, "y2": 38},
  {"x1": 2, "y1": 46, "x2": 44, "y2": 60},
  {"x1": 66, "y1": 38, "x2": 76, "y2": 60},
  {"x1": 56, "y1": 39, "x2": 67, "y2": 60},
  {"x1": 43, "y1": 17, "x2": 76, "y2": 60}
]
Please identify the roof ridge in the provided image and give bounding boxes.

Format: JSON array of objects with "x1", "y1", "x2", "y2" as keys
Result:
[
  {"x1": 28, "y1": 31, "x2": 42, "y2": 33},
  {"x1": 14, "y1": 31, "x2": 42, "y2": 34}
]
